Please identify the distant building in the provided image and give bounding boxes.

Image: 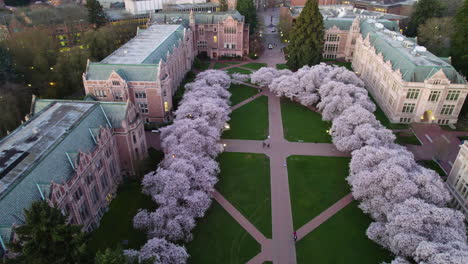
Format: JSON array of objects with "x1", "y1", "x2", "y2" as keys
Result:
[
  {"x1": 149, "y1": 10, "x2": 249, "y2": 59},
  {"x1": 345, "y1": 0, "x2": 415, "y2": 16},
  {"x1": 124, "y1": 0, "x2": 208, "y2": 15},
  {"x1": 447, "y1": 141, "x2": 468, "y2": 219},
  {"x1": 352, "y1": 19, "x2": 468, "y2": 125},
  {"x1": 83, "y1": 24, "x2": 194, "y2": 123},
  {"x1": 0, "y1": 98, "x2": 147, "y2": 256},
  {"x1": 291, "y1": 0, "x2": 338, "y2": 6}
]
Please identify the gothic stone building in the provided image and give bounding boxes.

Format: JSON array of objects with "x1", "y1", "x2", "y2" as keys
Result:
[
  {"x1": 150, "y1": 10, "x2": 250, "y2": 59},
  {"x1": 0, "y1": 99, "x2": 147, "y2": 256},
  {"x1": 351, "y1": 19, "x2": 468, "y2": 125},
  {"x1": 447, "y1": 141, "x2": 468, "y2": 219},
  {"x1": 83, "y1": 24, "x2": 195, "y2": 123}
]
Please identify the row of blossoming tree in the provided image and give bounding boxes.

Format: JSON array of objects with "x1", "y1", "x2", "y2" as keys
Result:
[
  {"x1": 126, "y1": 70, "x2": 232, "y2": 263},
  {"x1": 248, "y1": 65, "x2": 468, "y2": 264}
]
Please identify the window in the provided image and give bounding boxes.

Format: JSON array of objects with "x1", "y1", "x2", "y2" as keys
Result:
[
  {"x1": 440, "y1": 104, "x2": 455, "y2": 115},
  {"x1": 391, "y1": 83, "x2": 398, "y2": 92},
  {"x1": 105, "y1": 147, "x2": 112, "y2": 158},
  {"x1": 433, "y1": 79, "x2": 441, "y2": 85},
  {"x1": 138, "y1": 103, "x2": 148, "y2": 113},
  {"x1": 213, "y1": 36, "x2": 218, "y2": 43},
  {"x1": 326, "y1": 34, "x2": 339, "y2": 42},
  {"x1": 163, "y1": 89, "x2": 167, "y2": 97},
  {"x1": 400, "y1": 117, "x2": 411, "y2": 123},
  {"x1": 114, "y1": 91, "x2": 123, "y2": 101},
  {"x1": 79, "y1": 202, "x2": 89, "y2": 221},
  {"x1": 91, "y1": 186, "x2": 99, "y2": 205},
  {"x1": 164, "y1": 101, "x2": 169, "y2": 112},
  {"x1": 437, "y1": 119, "x2": 450, "y2": 125},
  {"x1": 324, "y1": 44, "x2": 338, "y2": 53},
  {"x1": 197, "y1": 40, "x2": 207, "y2": 48},
  {"x1": 112, "y1": 80, "x2": 120, "y2": 86},
  {"x1": 199, "y1": 27, "x2": 204, "y2": 35},
  {"x1": 213, "y1": 27, "x2": 217, "y2": 32},
  {"x1": 388, "y1": 96, "x2": 394, "y2": 107},
  {"x1": 406, "y1": 89, "x2": 420, "y2": 99},
  {"x1": 100, "y1": 173, "x2": 109, "y2": 190},
  {"x1": 323, "y1": 53, "x2": 337, "y2": 59},
  {"x1": 224, "y1": 43, "x2": 236, "y2": 49},
  {"x1": 95, "y1": 159, "x2": 103, "y2": 170},
  {"x1": 446, "y1": 90, "x2": 461, "y2": 101},
  {"x1": 132, "y1": 133, "x2": 137, "y2": 144},
  {"x1": 95, "y1": 90, "x2": 106, "y2": 97},
  {"x1": 428, "y1": 91, "x2": 441, "y2": 102},
  {"x1": 135, "y1": 91, "x2": 146, "y2": 99},
  {"x1": 402, "y1": 103, "x2": 415, "y2": 113},
  {"x1": 73, "y1": 187, "x2": 83, "y2": 201},
  {"x1": 85, "y1": 173, "x2": 93, "y2": 185},
  {"x1": 110, "y1": 160, "x2": 117, "y2": 176},
  {"x1": 224, "y1": 27, "x2": 236, "y2": 34}
]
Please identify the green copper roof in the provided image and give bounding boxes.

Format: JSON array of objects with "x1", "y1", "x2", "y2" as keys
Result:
[
  {"x1": 0, "y1": 100, "x2": 129, "y2": 240},
  {"x1": 360, "y1": 19, "x2": 466, "y2": 84},
  {"x1": 149, "y1": 10, "x2": 245, "y2": 25},
  {"x1": 324, "y1": 18, "x2": 398, "y2": 31},
  {"x1": 86, "y1": 63, "x2": 159, "y2": 81}
]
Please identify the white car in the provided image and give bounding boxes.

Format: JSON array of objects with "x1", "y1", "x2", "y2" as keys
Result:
[
  {"x1": 268, "y1": 44, "x2": 273, "y2": 49},
  {"x1": 272, "y1": 28, "x2": 277, "y2": 33},
  {"x1": 151, "y1": 129, "x2": 160, "y2": 133}
]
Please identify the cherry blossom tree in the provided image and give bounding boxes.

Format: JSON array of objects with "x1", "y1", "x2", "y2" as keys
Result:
[
  {"x1": 230, "y1": 73, "x2": 250, "y2": 84},
  {"x1": 125, "y1": 238, "x2": 188, "y2": 264},
  {"x1": 414, "y1": 241, "x2": 468, "y2": 264},
  {"x1": 250, "y1": 67, "x2": 292, "y2": 87}
]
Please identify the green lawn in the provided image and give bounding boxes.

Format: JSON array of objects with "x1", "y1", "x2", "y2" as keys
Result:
[
  {"x1": 242, "y1": 62, "x2": 267, "y2": 70},
  {"x1": 368, "y1": 95, "x2": 409, "y2": 129},
  {"x1": 186, "y1": 202, "x2": 260, "y2": 264},
  {"x1": 194, "y1": 61, "x2": 211, "y2": 71},
  {"x1": 281, "y1": 99, "x2": 332, "y2": 143},
  {"x1": 334, "y1": 61, "x2": 353, "y2": 71},
  {"x1": 417, "y1": 160, "x2": 447, "y2": 177},
  {"x1": 276, "y1": 64, "x2": 288, "y2": 70},
  {"x1": 216, "y1": 152, "x2": 271, "y2": 238},
  {"x1": 229, "y1": 83, "x2": 260, "y2": 106},
  {"x1": 88, "y1": 180, "x2": 156, "y2": 253},
  {"x1": 296, "y1": 201, "x2": 393, "y2": 264},
  {"x1": 213, "y1": 61, "x2": 240, "y2": 69},
  {"x1": 394, "y1": 131, "x2": 421, "y2": 145},
  {"x1": 222, "y1": 96, "x2": 269, "y2": 140},
  {"x1": 288, "y1": 155, "x2": 351, "y2": 229},
  {"x1": 227, "y1": 67, "x2": 253, "y2": 75}
]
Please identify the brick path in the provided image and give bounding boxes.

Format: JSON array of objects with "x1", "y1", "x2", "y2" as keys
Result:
[{"x1": 216, "y1": 78, "x2": 351, "y2": 263}]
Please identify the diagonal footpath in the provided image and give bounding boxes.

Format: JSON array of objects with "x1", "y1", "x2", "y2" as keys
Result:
[{"x1": 296, "y1": 193, "x2": 354, "y2": 241}]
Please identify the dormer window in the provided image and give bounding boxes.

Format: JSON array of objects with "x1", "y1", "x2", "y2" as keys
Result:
[
  {"x1": 112, "y1": 80, "x2": 120, "y2": 86},
  {"x1": 433, "y1": 79, "x2": 441, "y2": 85}
]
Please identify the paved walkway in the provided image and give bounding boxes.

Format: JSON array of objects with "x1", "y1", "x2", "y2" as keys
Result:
[{"x1": 217, "y1": 81, "x2": 351, "y2": 263}]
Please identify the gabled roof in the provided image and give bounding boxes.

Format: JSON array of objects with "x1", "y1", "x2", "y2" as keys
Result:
[
  {"x1": 359, "y1": 19, "x2": 467, "y2": 84},
  {"x1": 0, "y1": 99, "x2": 129, "y2": 237},
  {"x1": 86, "y1": 63, "x2": 158, "y2": 81}
]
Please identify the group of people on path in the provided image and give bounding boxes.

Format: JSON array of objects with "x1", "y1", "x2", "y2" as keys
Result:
[{"x1": 262, "y1": 141, "x2": 271, "y2": 148}]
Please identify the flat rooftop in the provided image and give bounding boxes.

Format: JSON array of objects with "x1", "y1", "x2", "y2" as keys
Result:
[
  {"x1": 0, "y1": 102, "x2": 94, "y2": 196},
  {"x1": 290, "y1": 5, "x2": 407, "y2": 20},
  {"x1": 101, "y1": 24, "x2": 183, "y2": 65}
]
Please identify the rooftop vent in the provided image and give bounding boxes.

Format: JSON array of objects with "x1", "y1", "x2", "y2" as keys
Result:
[
  {"x1": 374, "y1": 23, "x2": 384, "y2": 30},
  {"x1": 411, "y1": 46, "x2": 427, "y2": 56},
  {"x1": 396, "y1": 36, "x2": 404, "y2": 41},
  {"x1": 402, "y1": 40, "x2": 414, "y2": 48}
]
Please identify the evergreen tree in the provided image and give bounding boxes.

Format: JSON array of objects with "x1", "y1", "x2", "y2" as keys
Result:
[
  {"x1": 406, "y1": 0, "x2": 444, "y2": 37},
  {"x1": 95, "y1": 248, "x2": 128, "y2": 264},
  {"x1": 451, "y1": 0, "x2": 468, "y2": 77},
  {"x1": 219, "y1": 0, "x2": 228, "y2": 11},
  {"x1": 8, "y1": 201, "x2": 88, "y2": 264},
  {"x1": 86, "y1": 0, "x2": 107, "y2": 28},
  {"x1": 286, "y1": 0, "x2": 324, "y2": 70},
  {"x1": 237, "y1": 0, "x2": 257, "y2": 33}
]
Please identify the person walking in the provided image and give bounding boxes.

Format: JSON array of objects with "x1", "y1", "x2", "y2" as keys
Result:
[{"x1": 293, "y1": 231, "x2": 297, "y2": 242}]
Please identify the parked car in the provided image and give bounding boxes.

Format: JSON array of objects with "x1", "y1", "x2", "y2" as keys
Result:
[
  {"x1": 151, "y1": 129, "x2": 160, "y2": 133},
  {"x1": 268, "y1": 44, "x2": 273, "y2": 49},
  {"x1": 271, "y1": 28, "x2": 277, "y2": 33}
]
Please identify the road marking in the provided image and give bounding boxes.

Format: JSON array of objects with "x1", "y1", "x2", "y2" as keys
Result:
[
  {"x1": 425, "y1": 134, "x2": 433, "y2": 143},
  {"x1": 441, "y1": 135, "x2": 451, "y2": 143}
]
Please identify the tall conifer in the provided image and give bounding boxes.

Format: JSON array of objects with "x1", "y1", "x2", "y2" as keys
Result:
[{"x1": 286, "y1": 0, "x2": 324, "y2": 70}]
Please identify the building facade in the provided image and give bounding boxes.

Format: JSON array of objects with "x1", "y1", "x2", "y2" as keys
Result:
[
  {"x1": 352, "y1": 19, "x2": 468, "y2": 125},
  {"x1": 291, "y1": 0, "x2": 337, "y2": 6},
  {"x1": 150, "y1": 10, "x2": 250, "y2": 59},
  {"x1": 447, "y1": 141, "x2": 468, "y2": 218},
  {"x1": 83, "y1": 24, "x2": 194, "y2": 123},
  {"x1": 0, "y1": 99, "x2": 147, "y2": 256},
  {"x1": 347, "y1": 0, "x2": 415, "y2": 16},
  {"x1": 124, "y1": 0, "x2": 208, "y2": 15}
]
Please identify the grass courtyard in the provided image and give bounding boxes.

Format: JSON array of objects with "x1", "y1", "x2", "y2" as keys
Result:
[
  {"x1": 281, "y1": 99, "x2": 332, "y2": 143},
  {"x1": 368, "y1": 95, "x2": 409, "y2": 130},
  {"x1": 242, "y1": 62, "x2": 267, "y2": 70},
  {"x1": 394, "y1": 131, "x2": 421, "y2": 145},
  {"x1": 213, "y1": 61, "x2": 241, "y2": 69},
  {"x1": 222, "y1": 96, "x2": 269, "y2": 140},
  {"x1": 228, "y1": 83, "x2": 260, "y2": 106},
  {"x1": 296, "y1": 201, "x2": 393, "y2": 264},
  {"x1": 186, "y1": 202, "x2": 260, "y2": 264},
  {"x1": 417, "y1": 160, "x2": 447, "y2": 177},
  {"x1": 216, "y1": 152, "x2": 272, "y2": 238},
  {"x1": 88, "y1": 180, "x2": 155, "y2": 253},
  {"x1": 226, "y1": 67, "x2": 253, "y2": 75},
  {"x1": 287, "y1": 155, "x2": 351, "y2": 230}
]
